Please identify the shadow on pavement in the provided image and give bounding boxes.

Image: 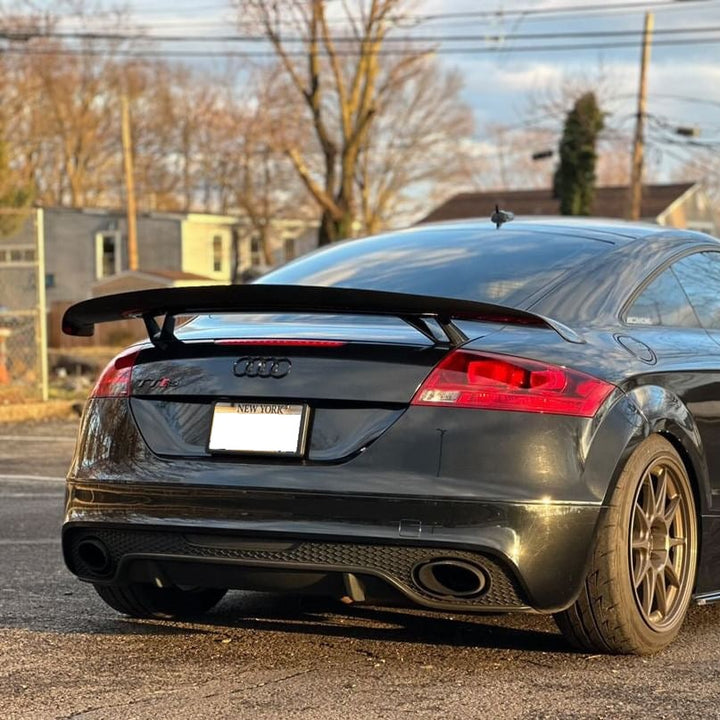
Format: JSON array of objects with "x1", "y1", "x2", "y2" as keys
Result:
[{"x1": 24, "y1": 590, "x2": 575, "y2": 654}]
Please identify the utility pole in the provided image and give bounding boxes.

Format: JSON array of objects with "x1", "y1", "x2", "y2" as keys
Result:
[
  {"x1": 628, "y1": 12, "x2": 654, "y2": 221},
  {"x1": 121, "y1": 93, "x2": 138, "y2": 271}
]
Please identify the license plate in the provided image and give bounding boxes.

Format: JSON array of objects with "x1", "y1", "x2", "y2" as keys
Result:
[{"x1": 208, "y1": 403, "x2": 309, "y2": 456}]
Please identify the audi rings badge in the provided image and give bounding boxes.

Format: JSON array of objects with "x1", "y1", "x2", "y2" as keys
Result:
[{"x1": 233, "y1": 357, "x2": 292, "y2": 379}]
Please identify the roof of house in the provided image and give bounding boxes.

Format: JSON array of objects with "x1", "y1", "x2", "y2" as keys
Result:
[
  {"x1": 140, "y1": 269, "x2": 215, "y2": 282},
  {"x1": 420, "y1": 182, "x2": 697, "y2": 224},
  {"x1": 91, "y1": 269, "x2": 217, "y2": 289}
]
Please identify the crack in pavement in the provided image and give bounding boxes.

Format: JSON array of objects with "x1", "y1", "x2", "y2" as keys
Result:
[
  {"x1": 228, "y1": 668, "x2": 314, "y2": 695},
  {"x1": 55, "y1": 670, "x2": 315, "y2": 719}
]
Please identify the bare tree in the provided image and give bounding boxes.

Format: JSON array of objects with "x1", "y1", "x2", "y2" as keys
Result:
[
  {"x1": 235, "y1": 0, "x2": 435, "y2": 244},
  {"x1": 596, "y1": 136, "x2": 633, "y2": 187},
  {"x1": 673, "y1": 149, "x2": 720, "y2": 202},
  {"x1": 469, "y1": 124, "x2": 556, "y2": 192},
  {"x1": 7, "y1": 0, "x2": 471, "y2": 243},
  {"x1": 356, "y1": 59, "x2": 474, "y2": 232},
  {"x1": 0, "y1": 1, "x2": 135, "y2": 208},
  {"x1": 35, "y1": 47, "x2": 120, "y2": 206},
  {"x1": 0, "y1": 10, "x2": 61, "y2": 204},
  {"x1": 119, "y1": 61, "x2": 182, "y2": 212},
  {"x1": 220, "y1": 71, "x2": 313, "y2": 264}
]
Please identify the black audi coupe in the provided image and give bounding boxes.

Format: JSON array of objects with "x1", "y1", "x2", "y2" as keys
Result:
[{"x1": 62, "y1": 218, "x2": 720, "y2": 655}]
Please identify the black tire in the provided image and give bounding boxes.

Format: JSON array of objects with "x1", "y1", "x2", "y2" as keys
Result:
[
  {"x1": 555, "y1": 434, "x2": 698, "y2": 655},
  {"x1": 94, "y1": 583, "x2": 227, "y2": 620}
]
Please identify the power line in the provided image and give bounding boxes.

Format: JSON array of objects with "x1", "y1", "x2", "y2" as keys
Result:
[
  {"x1": 6, "y1": 24, "x2": 720, "y2": 44},
  {"x1": 645, "y1": 93, "x2": 720, "y2": 110},
  {"x1": 25, "y1": 0, "x2": 720, "y2": 32},
  {"x1": 648, "y1": 137, "x2": 720, "y2": 169},
  {"x1": 50, "y1": 1, "x2": 231, "y2": 16},
  {"x1": 3, "y1": 35, "x2": 720, "y2": 58},
  {"x1": 396, "y1": 0, "x2": 717, "y2": 22},
  {"x1": 645, "y1": 141, "x2": 707, "y2": 179},
  {"x1": 662, "y1": 136, "x2": 720, "y2": 146},
  {"x1": 648, "y1": 112, "x2": 720, "y2": 135},
  {"x1": 647, "y1": 115, "x2": 720, "y2": 146},
  {"x1": 45, "y1": 0, "x2": 717, "y2": 20},
  {"x1": 649, "y1": 129, "x2": 720, "y2": 147}
]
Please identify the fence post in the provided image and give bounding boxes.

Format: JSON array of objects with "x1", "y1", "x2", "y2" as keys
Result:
[{"x1": 35, "y1": 208, "x2": 49, "y2": 402}]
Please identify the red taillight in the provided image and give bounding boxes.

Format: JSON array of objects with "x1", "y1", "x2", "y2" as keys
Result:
[
  {"x1": 411, "y1": 350, "x2": 614, "y2": 417},
  {"x1": 91, "y1": 350, "x2": 140, "y2": 398}
]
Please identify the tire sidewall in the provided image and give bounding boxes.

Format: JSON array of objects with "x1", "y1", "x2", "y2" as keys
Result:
[{"x1": 606, "y1": 435, "x2": 698, "y2": 653}]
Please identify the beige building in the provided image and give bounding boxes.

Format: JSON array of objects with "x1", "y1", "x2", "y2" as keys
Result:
[
  {"x1": 179, "y1": 213, "x2": 238, "y2": 283},
  {"x1": 13, "y1": 207, "x2": 318, "y2": 348},
  {"x1": 164, "y1": 212, "x2": 319, "y2": 283}
]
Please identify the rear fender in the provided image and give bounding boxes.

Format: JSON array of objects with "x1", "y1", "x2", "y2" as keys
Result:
[
  {"x1": 541, "y1": 386, "x2": 707, "y2": 611},
  {"x1": 618, "y1": 385, "x2": 709, "y2": 513}
]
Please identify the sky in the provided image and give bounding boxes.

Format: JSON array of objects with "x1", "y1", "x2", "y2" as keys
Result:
[{"x1": 22, "y1": 0, "x2": 720, "y2": 184}]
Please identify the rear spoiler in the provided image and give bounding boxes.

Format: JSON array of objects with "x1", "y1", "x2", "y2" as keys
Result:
[{"x1": 62, "y1": 284, "x2": 583, "y2": 348}]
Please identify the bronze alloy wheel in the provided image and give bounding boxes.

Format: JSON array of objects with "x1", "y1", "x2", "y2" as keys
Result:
[
  {"x1": 630, "y1": 456, "x2": 695, "y2": 631},
  {"x1": 555, "y1": 435, "x2": 698, "y2": 655}
]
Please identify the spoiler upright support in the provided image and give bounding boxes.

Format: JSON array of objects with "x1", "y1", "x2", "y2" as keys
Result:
[{"x1": 143, "y1": 314, "x2": 177, "y2": 350}]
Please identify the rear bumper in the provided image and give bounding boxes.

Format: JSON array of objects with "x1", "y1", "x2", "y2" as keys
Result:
[
  {"x1": 64, "y1": 395, "x2": 645, "y2": 612},
  {"x1": 63, "y1": 480, "x2": 603, "y2": 613}
]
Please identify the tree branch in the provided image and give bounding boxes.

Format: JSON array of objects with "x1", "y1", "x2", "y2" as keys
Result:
[{"x1": 286, "y1": 145, "x2": 342, "y2": 218}]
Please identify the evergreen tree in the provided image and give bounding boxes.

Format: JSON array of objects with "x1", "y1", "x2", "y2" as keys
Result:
[{"x1": 553, "y1": 92, "x2": 604, "y2": 216}]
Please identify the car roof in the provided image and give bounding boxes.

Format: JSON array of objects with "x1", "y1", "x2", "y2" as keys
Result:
[
  {"x1": 261, "y1": 218, "x2": 719, "y2": 328},
  {"x1": 413, "y1": 216, "x2": 716, "y2": 246},
  {"x1": 403, "y1": 218, "x2": 720, "y2": 325}
]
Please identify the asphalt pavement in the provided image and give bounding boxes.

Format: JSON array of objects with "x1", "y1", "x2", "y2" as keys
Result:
[{"x1": 2, "y1": 418, "x2": 720, "y2": 719}]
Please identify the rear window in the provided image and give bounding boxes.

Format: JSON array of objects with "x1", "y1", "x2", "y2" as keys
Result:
[{"x1": 258, "y1": 227, "x2": 610, "y2": 307}]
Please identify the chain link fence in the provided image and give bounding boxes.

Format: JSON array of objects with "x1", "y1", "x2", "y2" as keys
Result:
[{"x1": 0, "y1": 208, "x2": 48, "y2": 403}]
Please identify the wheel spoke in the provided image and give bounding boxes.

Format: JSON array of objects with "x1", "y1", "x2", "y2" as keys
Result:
[
  {"x1": 634, "y1": 503, "x2": 650, "y2": 533},
  {"x1": 653, "y1": 466, "x2": 668, "y2": 516},
  {"x1": 665, "y1": 561, "x2": 682, "y2": 590},
  {"x1": 632, "y1": 504, "x2": 650, "y2": 548},
  {"x1": 634, "y1": 550, "x2": 652, "y2": 589},
  {"x1": 655, "y1": 569, "x2": 669, "y2": 617},
  {"x1": 641, "y1": 569, "x2": 657, "y2": 617},
  {"x1": 668, "y1": 535, "x2": 686, "y2": 549},
  {"x1": 641, "y1": 472, "x2": 655, "y2": 516},
  {"x1": 664, "y1": 495, "x2": 681, "y2": 526}
]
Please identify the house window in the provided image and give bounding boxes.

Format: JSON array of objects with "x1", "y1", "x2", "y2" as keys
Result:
[
  {"x1": 0, "y1": 247, "x2": 35, "y2": 264},
  {"x1": 95, "y1": 232, "x2": 122, "y2": 279},
  {"x1": 284, "y1": 237, "x2": 296, "y2": 262},
  {"x1": 212, "y1": 235, "x2": 223, "y2": 272},
  {"x1": 45, "y1": 274, "x2": 55, "y2": 289}
]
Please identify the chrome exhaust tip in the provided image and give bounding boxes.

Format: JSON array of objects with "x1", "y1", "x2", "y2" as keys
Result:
[
  {"x1": 413, "y1": 559, "x2": 488, "y2": 598},
  {"x1": 77, "y1": 537, "x2": 112, "y2": 576}
]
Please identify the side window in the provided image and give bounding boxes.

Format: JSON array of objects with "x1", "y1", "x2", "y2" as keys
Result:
[
  {"x1": 95, "y1": 231, "x2": 123, "y2": 279},
  {"x1": 212, "y1": 235, "x2": 223, "y2": 273},
  {"x1": 672, "y1": 252, "x2": 720, "y2": 330},
  {"x1": 626, "y1": 268, "x2": 699, "y2": 327}
]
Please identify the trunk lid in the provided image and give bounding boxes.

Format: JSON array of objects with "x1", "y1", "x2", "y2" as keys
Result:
[{"x1": 128, "y1": 319, "x2": 459, "y2": 462}]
